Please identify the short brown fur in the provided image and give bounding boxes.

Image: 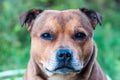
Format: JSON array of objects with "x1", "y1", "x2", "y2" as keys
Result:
[{"x1": 20, "y1": 9, "x2": 107, "y2": 80}]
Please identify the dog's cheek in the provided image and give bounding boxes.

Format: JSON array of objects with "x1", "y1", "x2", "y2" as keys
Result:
[
  {"x1": 82, "y1": 39, "x2": 93, "y2": 64},
  {"x1": 30, "y1": 37, "x2": 48, "y2": 64}
]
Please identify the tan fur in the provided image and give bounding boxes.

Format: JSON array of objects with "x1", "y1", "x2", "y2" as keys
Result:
[{"x1": 22, "y1": 9, "x2": 107, "y2": 80}]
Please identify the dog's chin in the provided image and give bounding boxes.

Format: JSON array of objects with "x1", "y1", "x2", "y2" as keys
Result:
[{"x1": 45, "y1": 67, "x2": 81, "y2": 74}]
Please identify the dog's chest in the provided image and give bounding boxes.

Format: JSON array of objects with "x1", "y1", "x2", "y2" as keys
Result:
[{"x1": 48, "y1": 74, "x2": 75, "y2": 80}]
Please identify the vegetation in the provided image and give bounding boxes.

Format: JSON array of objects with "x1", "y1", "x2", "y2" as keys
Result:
[{"x1": 0, "y1": 0, "x2": 120, "y2": 80}]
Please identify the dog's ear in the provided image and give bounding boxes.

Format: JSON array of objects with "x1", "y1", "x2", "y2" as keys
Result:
[
  {"x1": 80, "y1": 8, "x2": 102, "y2": 29},
  {"x1": 20, "y1": 9, "x2": 43, "y2": 31}
]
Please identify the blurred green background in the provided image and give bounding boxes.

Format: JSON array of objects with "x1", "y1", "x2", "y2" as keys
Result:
[{"x1": 0, "y1": 0, "x2": 120, "y2": 80}]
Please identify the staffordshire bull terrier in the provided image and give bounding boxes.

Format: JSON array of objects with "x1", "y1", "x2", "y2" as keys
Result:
[{"x1": 20, "y1": 8, "x2": 107, "y2": 80}]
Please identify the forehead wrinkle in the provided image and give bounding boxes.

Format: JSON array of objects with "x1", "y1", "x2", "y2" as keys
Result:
[
  {"x1": 67, "y1": 11, "x2": 93, "y2": 37},
  {"x1": 33, "y1": 10, "x2": 78, "y2": 32},
  {"x1": 64, "y1": 18, "x2": 81, "y2": 34},
  {"x1": 34, "y1": 11, "x2": 57, "y2": 27},
  {"x1": 45, "y1": 17, "x2": 61, "y2": 33},
  {"x1": 32, "y1": 10, "x2": 93, "y2": 37},
  {"x1": 32, "y1": 11, "x2": 59, "y2": 33},
  {"x1": 64, "y1": 15, "x2": 92, "y2": 37},
  {"x1": 53, "y1": 12, "x2": 74, "y2": 28},
  {"x1": 80, "y1": 15, "x2": 93, "y2": 37}
]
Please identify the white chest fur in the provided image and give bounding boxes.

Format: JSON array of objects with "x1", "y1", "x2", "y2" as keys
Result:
[{"x1": 48, "y1": 73, "x2": 76, "y2": 80}]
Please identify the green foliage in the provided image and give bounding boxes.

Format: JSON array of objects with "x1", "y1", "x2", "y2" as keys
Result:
[
  {"x1": 94, "y1": 23, "x2": 120, "y2": 80},
  {"x1": 0, "y1": 0, "x2": 120, "y2": 80}
]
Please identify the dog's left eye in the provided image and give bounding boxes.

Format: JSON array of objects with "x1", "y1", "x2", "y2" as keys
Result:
[
  {"x1": 73, "y1": 32, "x2": 86, "y2": 40},
  {"x1": 40, "y1": 33, "x2": 54, "y2": 41}
]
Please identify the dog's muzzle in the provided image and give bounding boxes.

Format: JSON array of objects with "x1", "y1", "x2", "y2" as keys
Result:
[
  {"x1": 46, "y1": 48, "x2": 82, "y2": 74},
  {"x1": 55, "y1": 48, "x2": 77, "y2": 73}
]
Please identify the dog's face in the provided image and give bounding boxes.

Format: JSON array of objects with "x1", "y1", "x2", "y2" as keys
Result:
[{"x1": 20, "y1": 8, "x2": 102, "y2": 76}]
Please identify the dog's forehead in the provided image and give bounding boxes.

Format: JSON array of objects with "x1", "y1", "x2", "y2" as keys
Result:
[{"x1": 32, "y1": 9, "x2": 93, "y2": 34}]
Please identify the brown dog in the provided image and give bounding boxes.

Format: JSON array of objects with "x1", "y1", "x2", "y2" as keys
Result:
[{"x1": 20, "y1": 8, "x2": 107, "y2": 80}]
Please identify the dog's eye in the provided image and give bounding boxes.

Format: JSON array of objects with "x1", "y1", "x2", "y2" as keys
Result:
[
  {"x1": 40, "y1": 33, "x2": 54, "y2": 41},
  {"x1": 73, "y1": 32, "x2": 86, "y2": 40}
]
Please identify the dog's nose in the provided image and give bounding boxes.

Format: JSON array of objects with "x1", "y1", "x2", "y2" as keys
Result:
[{"x1": 56, "y1": 48, "x2": 73, "y2": 61}]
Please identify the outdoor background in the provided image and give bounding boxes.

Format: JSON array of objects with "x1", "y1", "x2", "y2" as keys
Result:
[{"x1": 0, "y1": 0, "x2": 120, "y2": 80}]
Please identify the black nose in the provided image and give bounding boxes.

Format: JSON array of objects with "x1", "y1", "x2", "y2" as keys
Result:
[{"x1": 56, "y1": 48, "x2": 73, "y2": 61}]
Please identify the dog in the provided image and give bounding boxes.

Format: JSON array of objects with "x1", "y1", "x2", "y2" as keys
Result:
[{"x1": 20, "y1": 8, "x2": 107, "y2": 80}]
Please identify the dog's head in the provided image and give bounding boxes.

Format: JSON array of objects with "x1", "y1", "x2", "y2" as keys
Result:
[{"x1": 20, "y1": 8, "x2": 102, "y2": 76}]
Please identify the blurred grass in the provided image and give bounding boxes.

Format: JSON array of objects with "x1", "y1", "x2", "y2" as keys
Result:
[{"x1": 0, "y1": 0, "x2": 120, "y2": 80}]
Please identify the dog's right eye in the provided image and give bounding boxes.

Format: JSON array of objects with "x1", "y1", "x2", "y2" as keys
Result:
[
  {"x1": 40, "y1": 33, "x2": 54, "y2": 41},
  {"x1": 73, "y1": 32, "x2": 86, "y2": 40}
]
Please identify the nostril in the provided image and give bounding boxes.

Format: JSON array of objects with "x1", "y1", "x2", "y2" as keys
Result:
[
  {"x1": 59, "y1": 53, "x2": 64, "y2": 58},
  {"x1": 66, "y1": 52, "x2": 71, "y2": 57}
]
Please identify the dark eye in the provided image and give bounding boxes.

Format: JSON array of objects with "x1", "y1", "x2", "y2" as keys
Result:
[
  {"x1": 40, "y1": 33, "x2": 54, "y2": 41},
  {"x1": 73, "y1": 32, "x2": 86, "y2": 40}
]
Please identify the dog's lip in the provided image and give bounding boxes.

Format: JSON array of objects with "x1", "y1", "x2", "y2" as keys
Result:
[
  {"x1": 45, "y1": 66, "x2": 80, "y2": 73},
  {"x1": 54, "y1": 66, "x2": 74, "y2": 71}
]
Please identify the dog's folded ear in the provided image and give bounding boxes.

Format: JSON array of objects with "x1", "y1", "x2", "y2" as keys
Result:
[
  {"x1": 19, "y1": 9, "x2": 43, "y2": 31},
  {"x1": 80, "y1": 8, "x2": 102, "y2": 29}
]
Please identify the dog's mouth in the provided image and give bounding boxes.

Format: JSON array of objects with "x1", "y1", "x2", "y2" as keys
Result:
[{"x1": 45, "y1": 66, "x2": 80, "y2": 74}]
